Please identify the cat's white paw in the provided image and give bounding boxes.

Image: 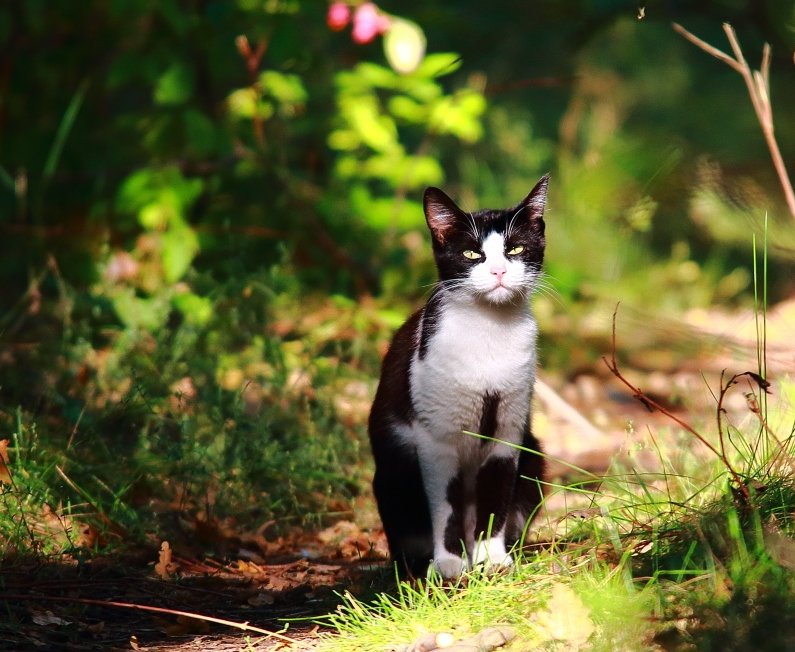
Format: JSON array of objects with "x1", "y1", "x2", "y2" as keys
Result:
[
  {"x1": 432, "y1": 554, "x2": 467, "y2": 578},
  {"x1": 473, "y1": 538, "x2": 513, "y2": 569}
]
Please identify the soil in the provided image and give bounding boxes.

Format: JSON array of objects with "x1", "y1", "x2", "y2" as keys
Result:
[{"x1": 0, "y1": 534, "x2": 390, "y2": 651}]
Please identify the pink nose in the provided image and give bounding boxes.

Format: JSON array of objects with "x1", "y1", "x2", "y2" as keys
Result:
[{"x1": 491, "y1": 265, "x2": 506, "y2": 283}]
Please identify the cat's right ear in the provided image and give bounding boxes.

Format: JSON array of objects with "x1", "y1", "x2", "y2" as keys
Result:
[{"x1": 424, "y1": 187, "x2": 464, "y2": 244}]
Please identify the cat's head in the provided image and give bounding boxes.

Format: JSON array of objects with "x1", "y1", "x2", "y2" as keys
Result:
[{"x1": 423, "y1": 175, "x2": 548, "y2": 305}]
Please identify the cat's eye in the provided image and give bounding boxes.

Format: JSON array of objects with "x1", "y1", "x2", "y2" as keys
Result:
[
  {"x1": 506, "y1": 246, "x2": 524, "y2": 256},
  {"x1": 462, "y1": 250, "x2": 482, "y2": 260}
]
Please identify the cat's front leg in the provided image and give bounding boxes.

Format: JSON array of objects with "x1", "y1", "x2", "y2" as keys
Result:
[
  {"x1": 418, "y1": 445, "x2": 469, "y2": 578},
  {"x1": 472, "y1": 453, "x2": 518, "y2": 569}
]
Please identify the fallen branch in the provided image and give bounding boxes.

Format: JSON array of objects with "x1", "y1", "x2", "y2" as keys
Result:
[
  {"x1": 534, "y1": 377, "x2": 604, "y2": 442},
  {"x1": 673, "y1": 22, "x2": 795, "y2": 220},
  {"x1": 0, "y1": 592, "x2": 301, "y2": 645}
]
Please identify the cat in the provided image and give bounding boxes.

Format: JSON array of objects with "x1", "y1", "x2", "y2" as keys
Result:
[{"x1": 368, "y1": 175, "x2": 548, "y2": 578}]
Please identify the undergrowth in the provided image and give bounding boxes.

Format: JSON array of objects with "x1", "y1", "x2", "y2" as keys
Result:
[{"x1": 0, "y1": 260, "x2": 392, "y2": 556}]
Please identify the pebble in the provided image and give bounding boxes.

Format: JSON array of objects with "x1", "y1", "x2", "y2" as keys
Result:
[{"x1": 394, "y1": 625, "x2": 516, "y2": 652}]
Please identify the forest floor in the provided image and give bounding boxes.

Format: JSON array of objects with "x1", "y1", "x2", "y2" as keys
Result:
[{"x1": 3, "y1": 300, "x2": 794, "y2": 651}]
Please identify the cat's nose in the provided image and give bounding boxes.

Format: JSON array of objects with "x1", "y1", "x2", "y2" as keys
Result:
[{"x1": 490, "y1": 265, "x2": 506, "y2": 283}]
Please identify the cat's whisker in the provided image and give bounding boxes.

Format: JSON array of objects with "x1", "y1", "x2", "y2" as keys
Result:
[
  {"x1": 506, "y1": 205, "x2": 526, "y2": 241},
  {"x1": 465, "y1": 211, "x2": 480, "y2": 242}
]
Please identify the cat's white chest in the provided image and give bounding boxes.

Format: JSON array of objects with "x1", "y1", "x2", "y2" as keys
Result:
[{"x1": 409, "y1": 300, "x2": 537, "y2": 441}]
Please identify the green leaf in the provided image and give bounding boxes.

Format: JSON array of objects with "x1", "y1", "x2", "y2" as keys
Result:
[
  {"x1": 416, "y1": 52, "x2": 462, "y2": 78},
  {"x1": 172, "y1": 291, "x2": 213, "y2": 325},
  {"x1": 355, "y1": 62, "x2": 399, "y2": 89},
  {"x1": 227, "y1": 88, "x2": 274, "y2": 121},
  {"x1": 341, "y1": 96, "x2": 400, "y2": 154},
  {"x1": 161, "y1": 224, "x2": 200, "y2": 282},
  {"x1": 110, "y1": 288, "x2": 169, "y2": 330},
  {"x1": 154, "y1": 61, "x2": 195, "y2": 106},
  {"x1": 429, "y1": 91, "x2": 486, "y2": 142},
  {"x1": 328, "y1": 129, "x2": 361, "y2": 151},
  {"x1": 259, "y1": 70, "x2": 307, "y2": 107},
  {"x1": 349, "y1": 185, "x2": 423, "y2": 229},
  {"x1": 388, "y1": 95, "x2": 427, "y2": 123}
]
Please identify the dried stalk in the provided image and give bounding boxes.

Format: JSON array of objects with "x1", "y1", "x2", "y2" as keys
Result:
[
  {"x1": 602, "y1": 305, "x2": 749, "y2": 499},
  {"x1": 673, "y1": 22, "x2": 795, "y2": 220},
  {"x1": 235, "y1": 34, "x2": 269, "y2": 148}
]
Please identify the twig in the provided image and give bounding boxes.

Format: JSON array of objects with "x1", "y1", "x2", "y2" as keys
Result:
[
  {"x1": 602, "y1": 305, "x2": 748, "y2": 499},
  {"x1": 235, "y1": 34, "x2": 269, "y2": 148},
  {"x1": 0, "y1": 593, "x2": 301, "y2": 644},
  {"x1": 673, "y1": 22, "x2": 795, "y2": 220}
]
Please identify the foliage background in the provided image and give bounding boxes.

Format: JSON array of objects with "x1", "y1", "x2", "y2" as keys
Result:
[{"x1": 1, "y1": 0, "x2": 794, "y2": 550}]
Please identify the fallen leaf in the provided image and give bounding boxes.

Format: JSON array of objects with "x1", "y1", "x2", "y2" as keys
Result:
[
  {"x1": 80, "y1": 620, "x2": 105, "y2": 635},
  {"x1": 162, "y1": 614, "x2": 210, "y2": 636},
  {"x1": 30, "y1": 610, "x2": 71, "y2": 626},
  {"x1": 155, "y1": 540, "x2": 176, "y2": 579},
  {"x1": 0, "y1": 439, "x2": 11, "y2": 484},
  {"x1": 535, "y1": 583, "x2": 595, "y2": 646},
  {"x1": 248, "y1": 591, "x2": 276, "y2": 606}
]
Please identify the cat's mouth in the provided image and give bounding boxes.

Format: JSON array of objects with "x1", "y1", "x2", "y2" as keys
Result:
[{"x1": 483, "y1": 283, "x2": 518, "y2": 303}]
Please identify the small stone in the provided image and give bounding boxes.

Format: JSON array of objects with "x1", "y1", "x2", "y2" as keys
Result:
[
  {"x1": 475, "y1": 626, "x2": 516, "y2": 649},
  {"x1": 407, "y1": 632, "x2": 441, "y2": 652},
  {"x1": 435, "y1": 632, "x2": 456, "y2": 648}
]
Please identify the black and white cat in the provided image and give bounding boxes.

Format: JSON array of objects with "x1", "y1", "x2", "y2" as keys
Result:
[{"x1": 369, "y1": 176, "x2": 548, "y2": 578}]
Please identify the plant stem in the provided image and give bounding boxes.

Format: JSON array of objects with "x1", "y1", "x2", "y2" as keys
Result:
[{"x1": 673, "y1": 22, "x2": 795, "y2": 220}]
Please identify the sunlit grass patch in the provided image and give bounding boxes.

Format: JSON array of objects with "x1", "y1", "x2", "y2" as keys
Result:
[
  {"x1": 317, "y1": 373, "x2": 795, "y2": 651},
  {"x1": 315, "y1": 555, "x2": 656, "y2": 652}
]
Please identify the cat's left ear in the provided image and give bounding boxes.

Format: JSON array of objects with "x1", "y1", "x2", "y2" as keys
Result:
[
  {"x1": 424, "y1": 187, "x2": 465, "y2": 244},
  {"x1": 518, "y1": 174, "x2": 549, "y2": 235}
]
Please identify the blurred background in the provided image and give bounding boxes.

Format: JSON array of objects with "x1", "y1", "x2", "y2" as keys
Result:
[{"x1": 1, "y1": 0, "x2": 794, "y2": 551}]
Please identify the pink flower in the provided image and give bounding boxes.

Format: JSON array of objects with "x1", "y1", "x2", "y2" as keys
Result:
[
  {"x1": 352, "y1": 2, "x2": 390, "y2": 44},
  {"x1": 327, "y1": 2, "x2": 350, "y2": 31}
]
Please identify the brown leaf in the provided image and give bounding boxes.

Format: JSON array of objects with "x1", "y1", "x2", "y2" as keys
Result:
[
  {"x1": 163, "y1": 615, "x2": 210, "y2": 636},
  {"x1": 30, "y1": 609, "x2": 71, "y2": 627},
  {"x1": 248, "y1": 591, "x2": 276, "y2": 606},
  {"x1": 155, "y1": 541, "x2": 176, "y2": 579},
  {"x1": 0, "y1": 439, "x2": 12, "y2": 485}
]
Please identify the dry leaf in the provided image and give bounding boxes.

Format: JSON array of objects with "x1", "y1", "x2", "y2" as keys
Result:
[
  {"x1": 155, "y1": 541, "x2": 176, "y2": 579},
  {"x1": 0, "y1": 439, "x2": 11, "y2": 485},
  {"x1": 30, "y1": 610, "x2": 71, "y2": 627},
  {"x1": 163, "y1": 614, "x2": 210, "y2": 636},
  {"x1": 80, "y1": 621, "x2": 105, "y2": 634},
  {"x1": 535, "y1": 583, "x2": 595, "y2": 646},
  {"x1": 248, "y1": 591, "x2": 276, "y2": 606}
]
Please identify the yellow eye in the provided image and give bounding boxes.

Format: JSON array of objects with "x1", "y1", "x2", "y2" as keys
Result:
[
  {"x1": 506, "y1": 246, "x2": 524, "y2": 255},
  {"x1": 463, "y1": 250, "x2": 482, "y2": 260}
]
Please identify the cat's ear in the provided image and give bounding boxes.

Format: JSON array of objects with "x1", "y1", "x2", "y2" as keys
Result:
[
  {"x1": 518, "y1": 174, "x2": 549, "y2": 234},
  {"x1": 424, "y1": 187, "x2": 465, "y2": 244}
]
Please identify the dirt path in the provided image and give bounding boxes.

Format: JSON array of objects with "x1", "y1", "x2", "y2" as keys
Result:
[{"x1": 1, "y1": 544, "x2": 388, "y2": 651}]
